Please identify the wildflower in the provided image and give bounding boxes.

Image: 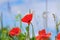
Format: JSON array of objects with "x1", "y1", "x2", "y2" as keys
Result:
[
  {"x1": 21, "y1": 13, "x2": 33, "y2": 25},
  {"x1": 9, "y1": 27, "x2": 21, "y2": 37},
  {"x1": 56, "y1": 33, "x2": 60, "y2": 40},
  {"x1": 38, "y1": 29, "x2": 46, "y2": 35},
  {"x1": 36, "y1": 29, "x2": 51, "y2": 40}
]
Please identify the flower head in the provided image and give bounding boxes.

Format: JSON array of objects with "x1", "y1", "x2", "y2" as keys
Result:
[
  {"x1": 38, "y1": 29, "x2": 46, "y2": 35},
  {"x1": 56, "y1": 33, "x2": 60, "y2": 40},
  {"x1": 9, "y1": 27, "x2": 21, "y2": 37},
  {"x1": 21, "y1": 13, "x2": 33, "y2": 25},
  {"x1": 36, "y1": 29, "x2": 51, "y2": 40}
]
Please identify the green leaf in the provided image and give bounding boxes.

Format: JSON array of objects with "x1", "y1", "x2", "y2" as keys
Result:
[{"x1": 16, "y1": 33, "x2": 26, "y2": 40}]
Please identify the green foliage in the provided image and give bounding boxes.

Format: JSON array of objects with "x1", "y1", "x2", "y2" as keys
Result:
[
  {"x1": 30, "y1": 37, "x2": 36, "y2": 40},
  {"x1": 0, "y1": 28, "x2": 35, "y2": 40},
  {"x1": 0, "y1": 13, "x2": 36, "y2": 40},
  {"x1": 17, "y1": 33, "x2": 26, "y2": 40},
  {"x1": 15, "y1": 14, "x2": 21, "y2": 21},
  {"x1": 0, "y1": 28, "x2": 12, "y2": 40}
]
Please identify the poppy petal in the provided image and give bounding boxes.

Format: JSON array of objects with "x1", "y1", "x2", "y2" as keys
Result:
[
  {"x1": 38, "y1": 29, "x2": 46, "y2": 35},
  {"x1": 21, "y1": 13, "x2": 33, "y2": 24},
  {"x1": 9, "y1": 27, "x2": 21, "y2": 37}
]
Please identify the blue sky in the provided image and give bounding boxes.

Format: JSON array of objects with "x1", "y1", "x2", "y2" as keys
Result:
[{"x1": 0, "y1": 0, "x2": 60, "y2": 40}]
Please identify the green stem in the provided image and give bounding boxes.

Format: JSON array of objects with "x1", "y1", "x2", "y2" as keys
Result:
[
  {"x1": 20, "y1": 15, "x2": 24, "y2": 33},
  {"x1": 13, "y1": 36, "x2": 18, "y2": 40},
  {"x1": 56, "y1": 24, "x2": 59, "y2": 33},
  {"x1": 1, "y1": 12, "x2": 3, "y2": 29},
  {"x1": 26, "y1": 24, "x2": 30, "y2": 40},
  {"x1": 31, "y1": 23, "x2": 35, "y2": 40},
  {"x1": 20, "y1": 18, "x2": 22, "y2": 29}
]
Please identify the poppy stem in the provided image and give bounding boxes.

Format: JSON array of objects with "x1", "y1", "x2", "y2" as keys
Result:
[
  {"x1": 56, "y1": 23, "x2": 59, "y2": 33},
  {"x1": 52, "y1": 13, "x2": 59, "y2": 34},
  {"x1": 20, "y1": 14, "x2": 24, "y2": 33},
  {"x1": 31, "y1": 23, "x2": 35, "y2": 40},
  {"x1": 13, "y1": 36, "x2": 18, "y2": 40},
  {"x1": 26, "y1": 24, "x2": 30, "y2": 40},
  {"x1": 20, "y1": 15, "x2": 22, "y2": 30},
  {"x1": 28, "y1": 24, "x2": 30, "y2": 40}
]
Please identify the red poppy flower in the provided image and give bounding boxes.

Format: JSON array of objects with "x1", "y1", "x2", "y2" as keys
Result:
[
  {"x1": 36, "y1": 36, "x2": 42, "y2": 40},
  {"x1": 21, "y1": 13, "x2": 33, "y2": 25},
  {"x1": 56, "y1": 33, "x2": 60, "y2": 40},
  {"x1": 41, "y1": 33, "x2": 51, "y2": 38},
  {"x1": 36, "y1": 35, "x2": 50, "y2": 40},
  {"x1": 36, "y1": 29, "x2": 51, "y2": 40},
  {"x1": 38, "y1": 29, "x2": 46, "y2": 35},
  {"x1": 9, "y1": 27, "x2": 21, "y2": 37}
]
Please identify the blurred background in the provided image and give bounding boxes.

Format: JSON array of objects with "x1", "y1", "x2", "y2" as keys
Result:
[{"x1": 0, "y1": 0, "x2": 60, "y2": 40}]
